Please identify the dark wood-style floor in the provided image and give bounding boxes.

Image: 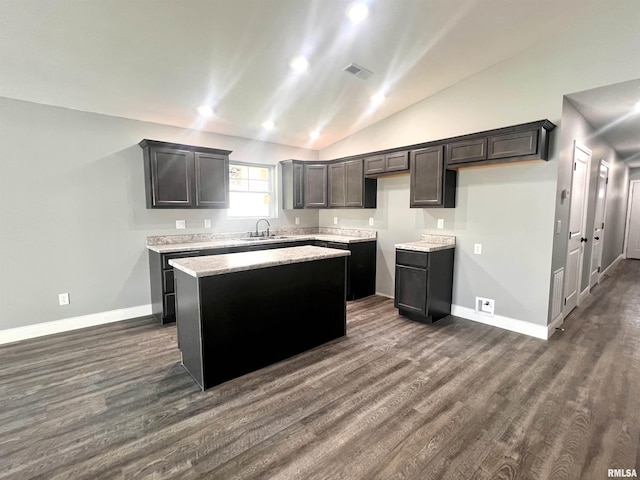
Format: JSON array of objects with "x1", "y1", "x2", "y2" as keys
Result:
[{"x1": 1, "y1": 261, "x2": 639, "y2": 480}]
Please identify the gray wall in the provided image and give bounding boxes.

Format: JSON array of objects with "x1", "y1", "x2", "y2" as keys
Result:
[
  {"x1": 630, "y1": 168, "x2": 640, "y2": 182},
  {"x1": 0, "y1": 97, "x2": 319, "y2": 330},
  {"x1": 319, "y1": 0, "x2": 640, "y2": 327}
]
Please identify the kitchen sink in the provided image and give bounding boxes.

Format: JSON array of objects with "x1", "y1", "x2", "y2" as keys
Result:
[{"x1": 237, "y1": 236, "x2": 292, "y2": 241}]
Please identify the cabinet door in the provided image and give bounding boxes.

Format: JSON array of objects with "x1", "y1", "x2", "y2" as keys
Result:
[
  {"x1": 194, "y1": 152, "x2": 229, "y2": 208},
  {"x1": 344, "y1": 159, "x2": 364, "y2": 207},
  {"x1": 410, "y1": 146, "x2": 444, "y2": 207},
  {"x1": 445, "y1": 138, "x2": 487, "y2": 166},
  {"x1": 385, "y1": 151, "x2": 409, "y2": 172},
  {"x1": 328, "y1": 162, "x2": 346, "y2": 208},
  {"x1": 487, "y1": 129, "x2": 538, "y2": 160},
  {"x1": 364, "y1": 155, "x2": 385, "y2": 176},
  {"x1": 304, "y1": 164, "x2": 328, "y2": 208},
  {"x1": 394, "y1": 265, "x2": 427, "y2": 314},
  {"x1": 150, "y1": 147, "x2": 194, "y2": 207},
  {"x1": 293, "y1": 162, "x2": 305, "y2": 209}
]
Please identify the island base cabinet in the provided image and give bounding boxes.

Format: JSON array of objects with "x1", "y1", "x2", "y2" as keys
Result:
[
  {"x1": 175, "y1": 257, "x2": 347, "y2": 390},
  {"x1": 394, "y1": 248, "x2": 454, "y2": 324}
]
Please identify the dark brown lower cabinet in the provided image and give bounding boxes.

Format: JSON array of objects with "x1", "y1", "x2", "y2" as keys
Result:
[
  {"x1": 394, "y1": 248, "x2": 454, "y2": 324},
  {"x1": 149, "y1": 239, "x2": 377, "y2": 324},
  {"x1": 314, "y1": 240, "x2": 376, "y2": 300}
]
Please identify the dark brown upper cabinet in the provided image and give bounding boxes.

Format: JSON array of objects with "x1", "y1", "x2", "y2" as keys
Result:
[
  {"x1": 410, "y1": 146, "x2": 456, "y2": 208},
  {"x1": 328, "y1": 159, "x2": 376, "y2": 209},
  {"x1": 140, "y1": 140, "x2": 231, "y2": 209},
  {"x1": 444, "y1": 120, "x2": 555, "y2": 169},
  {"x1": 280, "y1": 159, "x2": 305, "y2": 209},
  {"x1": 304, "y1": 163, "x2": 328, "y2": 208},
  {"x1": 194, "y1": 152, "x2": 229, "y2": 207},
  {"x1": 364, "y1": 151, "x2": 409, "y2": 177}
]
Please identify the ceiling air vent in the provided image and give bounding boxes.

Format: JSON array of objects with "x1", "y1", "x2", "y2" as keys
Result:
[{"x1": 343, "y1": 62, "x2": 373, "y2": 80}]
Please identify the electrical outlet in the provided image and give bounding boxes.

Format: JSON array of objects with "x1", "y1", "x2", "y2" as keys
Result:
[
  {"x1": 58, "y1": 293, "x2": 70, "y2": 306},
  {"x1": 204, "y1": 219, "x2": 211, "y2": 228},
  {"x1": 333, "y1": 216, "x2": 338, "y2": 225},
  {"x1": 295, "y1": 217, "x2": 300, "y2": 225},
  {"x1": 437, "y1": 219, "x2": 444, "y2": 229},
  {"x1": 369, "y1": 217, "x2": 374, "y2": 226},
  {"x1": 474, "y1": 243, "x2": 482, "y2": 255},
  {"x1": 176, "y1": 220, "x2": 186, "y2": 229},
  {"x1": 476, "y1": 297, "x2": 495, "y2": 316}
]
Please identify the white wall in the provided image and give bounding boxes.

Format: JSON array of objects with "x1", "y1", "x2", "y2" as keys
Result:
[
  {"x1": 319, "y1": 0, "x2": 640, "y2": 328},
  {"x1": 630, "y1": 168, "x2": 640, "y2": 182},
  {"x1": 0, "y1": 97, "x2": 318, "y2": 330}
]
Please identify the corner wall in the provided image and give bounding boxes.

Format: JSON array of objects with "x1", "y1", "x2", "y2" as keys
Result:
[{"x1": 0, "y1": 97, "x2": 319, "y2": 330}]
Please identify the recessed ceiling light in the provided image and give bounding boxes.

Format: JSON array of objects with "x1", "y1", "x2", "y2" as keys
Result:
[
  {"x1": 309, "y1": 130, "x2": 320, "y2": 140},
  {"x1": 262, "y1": 119, "x2": 275, "y2": 130},
  {"x1": 289, "y1": 56, "x2": 309, "y2": 73},
  {"x1": 197, "y1": 105, "x2": 214, "y2": 117},
  {"x1": 346, "y1": 2, "x2": 369, "y2": 24}
]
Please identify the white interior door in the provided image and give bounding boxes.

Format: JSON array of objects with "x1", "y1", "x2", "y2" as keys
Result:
[
  {"x1": 590, "y1": 161, "x2": 609, "y2": 286},
  {"x1": 564, "y1": 142, "x2": 591, "y2": 314},
  {"x1": 626, "y1": 181, "x2": 640, "y2": 259}
]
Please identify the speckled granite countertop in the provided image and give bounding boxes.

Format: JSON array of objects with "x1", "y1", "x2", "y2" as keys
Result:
[
  {"x1": 169, "y1": 245, "x2": 350, "y2": 277},
  {"x1": 147, "y1": 228, "x2": 377, "y2": 253},
  {"x1": 395, "y1": 234, "x2": 456, "y2": 253}
]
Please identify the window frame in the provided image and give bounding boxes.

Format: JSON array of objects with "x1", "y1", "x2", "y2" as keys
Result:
[{"x1": 227, "y1": 161, "x2": 277, "y2": 219}]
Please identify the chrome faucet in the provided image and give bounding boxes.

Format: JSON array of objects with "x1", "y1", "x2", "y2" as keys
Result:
[{"x1": 254, "y1": 218, "x2": 270, "y2": 237}]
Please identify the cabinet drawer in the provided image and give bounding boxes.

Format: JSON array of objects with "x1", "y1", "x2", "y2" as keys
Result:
[
  {"x1": 396, "y1": 249, "x2": 428, "y2": 269},
  {"x1": 364, "y1": 155, "x2": 386, "y2": 175},
  {"x1": 386, "y1": 151, "x2": 409, "y2": 172},
  {"x1": 163, "y1": 269, "x2": 175, "y2": 294},
  {"x1": 327, "y1": 241, "x2": 349, "y2": 250},
  {"x1": 162, "y1": 250, "x2": 203, "y2": 269},
  {"x1": 487, "y1": 129, "x2": 538, "y2": 160},
  {"x1": 445, "y1": 138, "x2": 487, "y2": 165}
]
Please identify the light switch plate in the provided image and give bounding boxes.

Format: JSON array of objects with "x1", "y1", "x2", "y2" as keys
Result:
[
  {"x1": 474, "y1": 243, "x2": 482, "y2": 255},
  {"x1": 369, "y1": 217, "x2": 374, "y2": 226},
  {"x1": 295, "y1": 217, "x2": 300, "y2": 225},
  {"x1": 437, "y1": 219, "x2": 444, "y2": 229},
  {"x1": 204, "y1": 219, "x2": 211, "y2": 229},
  {"x1": 176, "y1": 220, "x2": 186, "y2": 229},
  {"x1": 333, "y1": 217, "x2": 338, "y2": 225}
]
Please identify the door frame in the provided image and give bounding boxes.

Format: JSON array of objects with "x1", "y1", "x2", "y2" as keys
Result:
[
  {"x1": 623, "y1": 179, "x2": 640, "y2": 259},
  {"x1": 588, "y1": 159, "x2": 610, "y2": 288}
]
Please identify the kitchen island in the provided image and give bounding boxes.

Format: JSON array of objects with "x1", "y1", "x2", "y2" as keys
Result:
[{"x1": 169, "y1": 245, "x2": 350, "y2": 390}]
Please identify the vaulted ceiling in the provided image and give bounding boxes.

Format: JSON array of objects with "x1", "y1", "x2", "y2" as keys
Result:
[{"x1": 0, "y1": 0, "x2": 631, "y2": 151}]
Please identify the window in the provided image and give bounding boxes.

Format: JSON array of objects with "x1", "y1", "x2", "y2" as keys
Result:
[{"x1": 228, "y1": 162, "x2": 275, "y2": 218}]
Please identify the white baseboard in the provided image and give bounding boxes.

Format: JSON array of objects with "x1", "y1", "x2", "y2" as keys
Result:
[
  {"x1": 547, "y1": 313, "x2": 564, "y2": 339},
  {"x1": 451, "y1": 305, "x2": 549, "y2": 340},
  {"x1": 0, "y1": 304, "x2": 153, "y2": 346},
  {"x1": 601, "y1": 253, "x2": 624, "y2": 277}
]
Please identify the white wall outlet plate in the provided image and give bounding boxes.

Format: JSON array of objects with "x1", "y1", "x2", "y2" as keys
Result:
[
  {"x1": 369, "y1": 217, "x2": 374, "y2": 226},
  {"x1": 333, "y1": 216, "x2": 338, "y2": 225},
  {"x1": 474, "y1": 243, "x2": 482, "y2": 255},
  {"x1": 476, "y1": 296, "x2": 495, "y2": 316},
  {"x1": 58, "y1": 293, "x2": 70, "y2": 306},
  {"x1": 176, "y1": 220, "x2": 186, "y2": 229},
  {"x1": 437, "y1": 219, "x2": 444, "y2": 229},
  {"x1": 204, "y1": 219, "x2": 211, "y2": 229},
  {"x1": 295, "y1": 217, "x2": 300, "y2": 225}
]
